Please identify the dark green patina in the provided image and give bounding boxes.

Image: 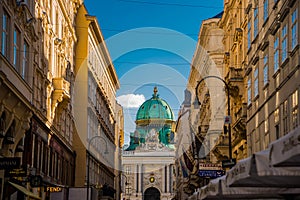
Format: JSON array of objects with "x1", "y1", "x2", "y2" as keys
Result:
[{"x1": 126, "y1": 87, "x2": 176, "y2": 151}]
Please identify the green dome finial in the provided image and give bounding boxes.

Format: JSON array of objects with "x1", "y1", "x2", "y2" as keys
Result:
[{"x1": 153, "y1": 86, "x2": 158, "y2": 98}]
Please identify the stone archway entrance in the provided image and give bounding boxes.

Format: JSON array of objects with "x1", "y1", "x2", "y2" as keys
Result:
[{"x1": 144, "y1": 187, "x2": 160, "y2": 200}]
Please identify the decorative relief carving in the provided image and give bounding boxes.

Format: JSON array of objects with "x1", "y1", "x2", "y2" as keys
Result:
[{"x1": 136, "y1": 129, "x2": 172, "y2": 152}]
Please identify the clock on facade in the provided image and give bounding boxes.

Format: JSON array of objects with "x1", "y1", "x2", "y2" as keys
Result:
[{"x1": 149, "y1": 177, "x2": 155, "y2": 183}]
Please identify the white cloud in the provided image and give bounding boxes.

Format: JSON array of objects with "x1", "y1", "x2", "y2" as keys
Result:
[{"x1": 117, "y1": 94, "x2": 145, "y2": 108}]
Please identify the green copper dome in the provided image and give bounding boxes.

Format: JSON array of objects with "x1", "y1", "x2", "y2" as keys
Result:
[
  {"x1": 125, "y1": 87, "x2": 176, "y2": 151},
  {"x1": 136, "y1": 87, "x2": 174, "y2": 122}
]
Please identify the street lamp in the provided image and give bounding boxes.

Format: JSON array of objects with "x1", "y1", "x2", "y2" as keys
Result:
[
  {"x1": 194, "y1": 75, "x2": 232, "y2": 160},
  {"x1": 87, "y1": 135, "x2": 108, "y2": 200}
]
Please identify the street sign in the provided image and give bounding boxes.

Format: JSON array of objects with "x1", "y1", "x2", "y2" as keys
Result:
[
  {"x1": 222, "y1": 158, "x2": 236, "y2": 168},
  {"x1": 198, "y1": 170, "x2": 225, "y2": 178},
  {"x1": 0, "y1": 157, "x2": 20, "y2": 169}
]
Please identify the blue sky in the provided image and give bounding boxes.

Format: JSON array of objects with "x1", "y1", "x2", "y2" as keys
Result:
[{"x1": 84, "y1": 0, "x2": 224, "y2": 144}]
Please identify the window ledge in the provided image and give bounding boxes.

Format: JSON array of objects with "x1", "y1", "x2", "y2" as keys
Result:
[
  {"x1": 290, "y1": 44, "x2": 299, "y2": 57},
  {"x1": 280, "y1": 57, "x2": 290, "y2": 68},
  {"x1": 253, "y1": 94, "x2": 259, "y2": 102},
  {"x1": 272, "y1": 68, "x2": 281, "y2": 78},
  {"x1": 263, "y1": 82, "x2": 269, "y2": 90}
]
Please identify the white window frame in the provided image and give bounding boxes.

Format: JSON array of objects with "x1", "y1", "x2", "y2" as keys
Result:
[
  {"x1": 21, "y1": 40, "x2": 29, "y2": 79},
  {"x1": 254, "y1": 7, "x2": 259, "y2": 38},
  {"x1": 263, "y1": 55, "x2": 269, "y2": 86},
  {"x1": 263, "y1": 0, "x2": 269, "y2": 22},
  {"x1": 292, "y1": 90, "x2": 298, "y2": 128},
  {"x1": 247, "y1": 77, "x2": 252, "y2": 105},
  {"x1": 1, "y1": 10, "x2": 9, "y2": 57},
  {"x1": 247, "y1": 19, "x2": 251, "y2": 50},
  {"x1": 274, "y1": 36, "x2": 279, "y2": 73},
  {"x1": 281, "y1": 24, "x2": 288, "y2": 62},
  {"x1": 291, "y1": 8, "x2": 298, "y2": 50},
  {"x1": 254, "y1": 67, "x2": 258, "y2": 97}
]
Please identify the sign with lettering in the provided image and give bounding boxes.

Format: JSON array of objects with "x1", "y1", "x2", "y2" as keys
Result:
[
  {"x1": 0, "y1": 157, "x2": 20, "y2": 169},
  {"x1": 46, "y1": 186, "x2": 62, "y2": 192},
  {"x1": 5, "y1": 167, "x2": 27, "y2": 177},
  {"x1": 199, "y1": 163, "x2": 222, "y2": 170},
  {"x1": 222, "y1": 158, "x2": 236, "y2": 168},
  {"x1": 198, "y1": 170, "x2": 225, "y2": 178}
]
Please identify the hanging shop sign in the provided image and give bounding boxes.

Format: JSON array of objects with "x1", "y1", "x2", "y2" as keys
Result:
[
  {"x1": 5, "y1": 166, "x2": 27, "y2": 177},
  {"x1": 0, "y1": 157, "x2": 20, "y2": 169},
  {"x1": 46, "y1": 186, "x2": 62, "y2": 192}
]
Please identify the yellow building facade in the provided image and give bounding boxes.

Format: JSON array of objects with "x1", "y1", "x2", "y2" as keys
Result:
[
  {"x1": 73, "y1": 4, "x2": 120, "y2": 199},
  {"x1": 219, "y1": 0, "x2": 248, "y2": 161},
  {"x1": 0, "y1": 0, "x2": 82, "y2": 199}
]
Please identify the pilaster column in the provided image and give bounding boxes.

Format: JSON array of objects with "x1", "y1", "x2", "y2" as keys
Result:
[
  {"x1": 140, "y1": 164, "x2": 143, "y2": 193},
  {"x1": 166, "y1": 164, "x2": 169, "y2": 193}
]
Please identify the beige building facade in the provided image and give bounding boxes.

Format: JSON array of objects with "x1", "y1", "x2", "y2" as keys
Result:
[
  {"x1": 178, "y1": 0, "x2": 300, "y2": 199},
  {"x1": 245, "y1": 0, "x2": 299, "y2": 154},
  {"x1": 175, "y1": 15, "x2": 226, "y2": 198},
  {"x1": 0, "y1": 0, "x2": 82, "y2": 199},
  {"x1": 0, "y1": 1, "x2": 123, "y2": 200}
]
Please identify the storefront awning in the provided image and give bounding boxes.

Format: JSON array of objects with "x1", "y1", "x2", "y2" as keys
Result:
[
  {"x1": 270, "y1": 126, "x2": 300, "y2": 166},
  {"x1": 9, "y1": 182, "x2": 41, "y2": 200},
  {"x1": 199, "y1": 176, "x2": 300, "y2": 200},
  {"x1": 226, "y1": 150, "x2": 300, "y2": 187}
]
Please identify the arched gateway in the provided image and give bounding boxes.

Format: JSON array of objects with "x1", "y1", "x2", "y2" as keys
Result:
[{"x1": 144, "y1": 187, "x2": 161, "y2": 200}]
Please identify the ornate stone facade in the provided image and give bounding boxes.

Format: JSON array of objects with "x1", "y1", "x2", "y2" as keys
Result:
[
  {"x1": 219, "y1": 0, "x2": 248, "y2": 161},
  {"x1": 0, "y1": 0, "x2": 82, "y2": 199},
  {"x1": 122, "y1": 88, "x2": 175, "y2": 200}
]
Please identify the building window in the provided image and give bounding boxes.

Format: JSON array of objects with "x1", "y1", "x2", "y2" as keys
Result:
[
  {"x1": 49, "y1": 148, "x2": 53, "y2": 177},
  {"x1": 263, "y1": 55, "x2": 269, "y2": 86},
  {"x1": 13, "y1": 27, "x2": 20, "y2": 69},
  {"x1": 254, "y1": 67, "x2": 258, "y2": 97},
  {"x1": 283, "y1": 100, "x2": 289, "y2": 135},
  {"x1": 21, "y1": 41, "x2": 29, "y2": 79},
  {"x1": 291, "y1": 8, "x2": 298, "y2": 50},
  {"x1": 275, "y1": 124, "x2": 280, "y2": 139},
  {"x1": 274, "y1": 37, "x2": 279, "y2": 72},
  {"x1": 125, "y1": 165, "x2": 131, "y2": 175},
  {"x1": 254, "y1": 7, "x2": 258, "y2": 38},
  {"x1": 247, "y1": 19, "x2": 251, "y2": 50},
  {"x1": 263, "y1": 130, "x2": 270, "y2": 149},
  {"x1": 264, "y1": 0, "x2": 269, "y2": 22},
  {"x1": 281, "y1": 24, "x2": 288, "y2": 62},
  {"x1": 292, "y1": 90, "x2": 298, "y2": 128},
  {"x1": 274, "y1": 108, "x2": 279, "y2": 124},
  {"x1": 264, "y1": 119, "x2": 269, "y2": 134},
  {"x1": 247, "y1": 77, "x2": 252, "y2": 105},
  {"x1": 1, "y1": 11, "x2": 9, "y2": 57}
]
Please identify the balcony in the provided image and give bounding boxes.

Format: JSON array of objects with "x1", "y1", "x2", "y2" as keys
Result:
[
  {"x1": 212, "y1": 135, "x2": 230, "y2": 160},
  {"x1": 232, "y1": 103, "x2": 247, "y2": 146},
  {"x1": 52, "y1": 78, "x2": 70, "y2": 98},
  {"x1": 51, "y1": 78, "x2": 70, "y2": 118},
  {"x1": 227, "y1": 67, "x2": 243, "y2": 83}
]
